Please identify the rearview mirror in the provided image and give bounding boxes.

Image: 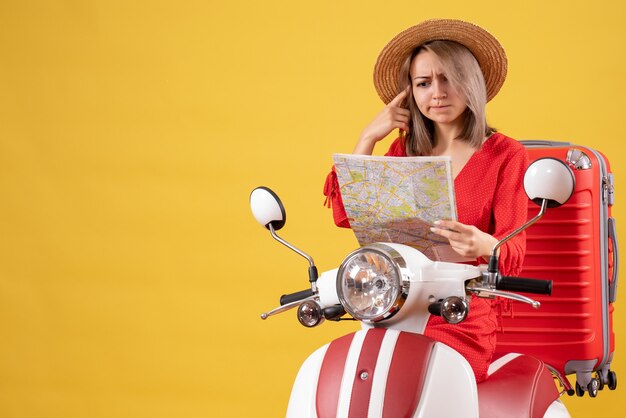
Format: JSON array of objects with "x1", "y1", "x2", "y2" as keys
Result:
[
  {"x1": 250, "y1": 186, "x2": 286, "y2": 231},
  {"x1": 524, "y1": 158, "x2": 575, "y2": 208}
]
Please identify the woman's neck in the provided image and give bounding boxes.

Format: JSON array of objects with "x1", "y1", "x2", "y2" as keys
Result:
[{"x1": 432, "y1": 124, "x2": 463, "y2": 155}]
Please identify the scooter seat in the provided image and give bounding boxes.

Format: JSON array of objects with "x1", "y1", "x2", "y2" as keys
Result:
[{"x1": 477, "y1": 354, "x2": 560, "y2": 418}]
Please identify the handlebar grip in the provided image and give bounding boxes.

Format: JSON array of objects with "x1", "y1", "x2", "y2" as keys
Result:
[
  {"x1": 497, "y1": 276, "x2": 552, "y2": 295},
  {"x1": 280, "y1": 289, "x2": 315, "y2": 305}
]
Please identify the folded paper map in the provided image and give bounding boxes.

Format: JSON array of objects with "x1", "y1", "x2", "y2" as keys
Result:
[{"x1": 333, "y1": 153, "x2": 467, "y2": 262}]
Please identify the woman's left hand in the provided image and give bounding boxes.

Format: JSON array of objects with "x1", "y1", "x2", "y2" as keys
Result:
[{"x1": 430, "y1": 220, "x2": 498, "y2": 259}]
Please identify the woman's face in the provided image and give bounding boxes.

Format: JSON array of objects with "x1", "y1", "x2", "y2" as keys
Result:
[{"x1": 410, "y1": 49, "x2": 467, "y2": 129}]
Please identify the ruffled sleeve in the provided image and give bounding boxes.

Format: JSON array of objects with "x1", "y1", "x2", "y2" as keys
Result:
[
  {"x1": 323, "y1": 136, "x2": 407, "y2": 229},
  {"x1": 323, "y1": 168, "x2": 350, "y2": 228},
  {"x1": 384, "y1": 136, "x2": 407, "y2": 157}
]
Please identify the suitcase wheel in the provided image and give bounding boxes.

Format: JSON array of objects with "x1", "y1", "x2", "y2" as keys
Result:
[
  {"x1": 608, "y1": 370, "x2": 617, "y2": 391},
  {"x1": 575, "y1": 382, "x2": 584, "y2": 397},
  {"x1": 596, "y1": 369, "x2": 618, "y2": 391},
  {"x1": 587, "y1": 379, "x2": 600, "y2": 397},
  {"x1": 575, "y1": 378, "x2": 600, "y2": 397},
  {"x1": 596, "y1": 372, "x2": 605, "y2": 390}
]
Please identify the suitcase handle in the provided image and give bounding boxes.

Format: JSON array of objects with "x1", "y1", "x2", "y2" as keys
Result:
[
  {"x1": 497, "y1": 276, "x2": 552, "y2": 295},
  {"x1": 609, "y1": 217, "x2": 619, "y2": 302},
  {"x1": 520, "y1": 140, "x2": 572, "y2": 148}
]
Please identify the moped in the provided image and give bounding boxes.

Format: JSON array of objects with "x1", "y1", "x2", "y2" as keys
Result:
[{"x1": 250, "y1": 157, "x2": 576, "y2": 418}]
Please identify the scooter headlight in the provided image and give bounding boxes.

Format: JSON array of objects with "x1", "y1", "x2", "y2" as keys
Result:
[{"x1": 337, "y1": 244, "x2": 408, "y2": 322}]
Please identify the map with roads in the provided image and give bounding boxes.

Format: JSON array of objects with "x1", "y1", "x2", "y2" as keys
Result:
[{"x1": 333, "y1": 153, "x2": 459, "y2": 261}]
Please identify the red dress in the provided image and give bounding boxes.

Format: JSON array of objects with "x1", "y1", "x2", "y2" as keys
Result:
[{"x1": 323, "y1": 132, "x2": 529, "y2": 382}]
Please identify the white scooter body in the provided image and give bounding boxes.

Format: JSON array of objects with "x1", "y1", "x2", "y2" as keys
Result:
[
  {"x1": 289, "y1": 245, "x2": 480, "y2": 417},
  {"x1": 288, "y1": 329, "x2": 478, "y2": 418},
  {"x1": 288, "y1": 245, "x2": 569, "y2": 418}
]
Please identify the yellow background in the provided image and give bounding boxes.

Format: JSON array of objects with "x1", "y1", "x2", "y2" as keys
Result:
[{"x1": 1, "y1": 0, "x2": 625, "y2": 416}]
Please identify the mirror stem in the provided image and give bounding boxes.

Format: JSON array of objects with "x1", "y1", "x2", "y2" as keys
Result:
[
  {"x1": 487, "y1": 199, "x2": 548, "y2": 279},
  {"x1": 269, "y1": 223, "x2": 318, "y2": 291}
]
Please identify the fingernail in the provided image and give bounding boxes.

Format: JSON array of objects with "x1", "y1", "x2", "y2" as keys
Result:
[
  {"x1": 430, "y1": 227, "x2": 436, "y2": 232},
  {"x1": 434, "y1": 220, "x2": 441, "y2": 225}
]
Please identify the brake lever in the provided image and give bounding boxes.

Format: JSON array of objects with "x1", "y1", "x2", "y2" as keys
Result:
[
  {"x1": 260, "y1": 295, "x2": 318, "y2": 320},
  {"x1": 466, "y1": 285, "x2": 541, "y2": 309}
]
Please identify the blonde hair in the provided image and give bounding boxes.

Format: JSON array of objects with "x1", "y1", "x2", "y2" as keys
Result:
[{"x1": 398, "y1": 40, "x2": 494, "y2": 156}]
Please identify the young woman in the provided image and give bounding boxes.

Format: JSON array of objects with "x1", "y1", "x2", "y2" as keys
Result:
[{"x1": 323, "y1": 19, "x2": 529, "y2": 382}]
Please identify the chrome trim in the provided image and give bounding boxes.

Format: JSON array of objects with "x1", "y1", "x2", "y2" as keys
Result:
[
  {"x1": 269, "y1": 223, "x2": 317, "y2": 292},
  {"x1": 336, "y1": 243, "x2": 409, "y2": 323},
  {"x1": 441, "y1": 296, "x2": 469, "y2": 324},
  {"x1": 466, "y1": 285, "x2": 541, "y2": 308},
  {"x1": 489, "y1": 199, "x2": 548, "y2": 285},
  {"x1": 605, "y1": 173, "x2": 615, "y2": 206},
  {"x1": 546, "y1": 364, "x2": 573, "y2": 395},
  {"x1": 260, "y1": 295, "x2": 317, "y2": 320},
  {"x1": 566, "y1": 148, "x2": 592, "y2": 170},
  {"x1": 297, "y1": 299, "x2": 325, "y2": 327}
]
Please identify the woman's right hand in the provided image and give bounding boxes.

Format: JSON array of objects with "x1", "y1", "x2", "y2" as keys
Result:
[{"x1": 354, "y1": 89, "x2": 411, "y2": 155}]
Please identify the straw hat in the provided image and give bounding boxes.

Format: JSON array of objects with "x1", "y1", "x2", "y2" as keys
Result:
[{"x1": 373, "y1": 19, "x2": 507, "y2": 104}]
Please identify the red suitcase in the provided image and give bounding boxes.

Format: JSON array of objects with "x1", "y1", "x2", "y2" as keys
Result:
[{"x1": 494, "y1": 140, "x2": 618, "y2": 397}]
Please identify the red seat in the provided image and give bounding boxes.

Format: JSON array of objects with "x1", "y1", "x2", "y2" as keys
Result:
[{"x1": 478, "y1": 355, "x2": 560, "y2": 418}]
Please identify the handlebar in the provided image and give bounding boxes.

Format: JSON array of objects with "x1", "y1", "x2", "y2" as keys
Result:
[
  {"x1": 280, "y1": 289, "x2": 315, "y2": 305},
  {"x1": 496, "y1": 276, "x2": 552, "y2": 295}
]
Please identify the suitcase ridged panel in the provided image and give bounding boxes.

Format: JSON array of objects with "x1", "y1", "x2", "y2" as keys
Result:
[{"x1": 495, "y1": 144, "x2": 615, "y2": 379}]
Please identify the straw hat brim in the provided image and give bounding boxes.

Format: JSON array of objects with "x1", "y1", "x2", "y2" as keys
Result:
[{"x1": 373, "y1": 19, "x2": 507, "y2": 104}]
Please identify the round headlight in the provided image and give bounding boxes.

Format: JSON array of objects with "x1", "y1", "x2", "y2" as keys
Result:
[{"x1": 336, "y1": 244, "x2": 408, "y2": 322}]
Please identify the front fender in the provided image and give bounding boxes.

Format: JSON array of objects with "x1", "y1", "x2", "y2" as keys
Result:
[{"x1": 286, "y1": 329, "x2": 479, "y2": 418}]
